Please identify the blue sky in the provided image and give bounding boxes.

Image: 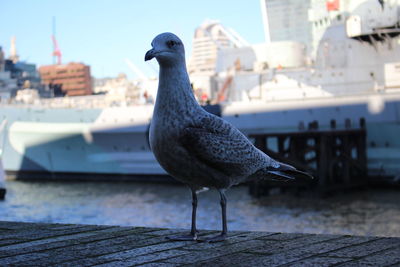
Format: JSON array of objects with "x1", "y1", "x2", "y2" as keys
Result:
[{"x1": 1, "y1": 1, "x2": 265, "y2": 79}]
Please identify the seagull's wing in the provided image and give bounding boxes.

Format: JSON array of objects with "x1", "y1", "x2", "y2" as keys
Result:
[
  {"x1": 179, "y1": 125, "x2": 268, "y2": 179},
  {"x1": 181, "y1": 114, "x2": 313, "y2": 183}
]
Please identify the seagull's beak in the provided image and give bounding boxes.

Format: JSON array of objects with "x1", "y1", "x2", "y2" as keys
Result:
[{"x1": 145, "y1": 48, "x2": 156, "y2": 61}]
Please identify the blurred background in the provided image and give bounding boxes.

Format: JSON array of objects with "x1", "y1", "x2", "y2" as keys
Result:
[{"x1": 0, "y1": 0, "x2": 400, "y2": 237}]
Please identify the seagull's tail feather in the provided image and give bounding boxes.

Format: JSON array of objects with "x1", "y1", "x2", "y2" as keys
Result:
[
  {"x1": 266, "y1": 169, "x2": 314, "y2": 182},
  {"x1": 249, "y1": 161, "x2": 314, "y2": 183},
  {"x1": 273, "y1": 161, "x2": 314, "y2": 182}
]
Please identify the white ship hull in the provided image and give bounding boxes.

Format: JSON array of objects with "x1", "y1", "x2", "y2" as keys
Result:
[{"x1": 1, "y1": 90, "x2": 399, "y2": 180}]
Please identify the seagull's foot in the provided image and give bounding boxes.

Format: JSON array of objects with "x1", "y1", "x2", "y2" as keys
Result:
[
  {"x1": 165, "y1": 232, "x2": 197, "y2": 241},
  {"x1": 197, "y1": 233, "x2": 227, "y2": 243}
]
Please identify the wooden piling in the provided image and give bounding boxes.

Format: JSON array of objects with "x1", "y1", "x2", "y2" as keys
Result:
[{"x1": 249, "y1": 119, "x2": 367, "y2": 196}]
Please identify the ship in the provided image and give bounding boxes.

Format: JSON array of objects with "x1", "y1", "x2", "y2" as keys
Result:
[{"x1": 0, "y1": 0, "x2": 399, "y2": 181}]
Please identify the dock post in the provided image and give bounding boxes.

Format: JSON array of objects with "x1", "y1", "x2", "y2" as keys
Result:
[{"x1": 0, "y1": 159, "x2": 6, "y2": 200}]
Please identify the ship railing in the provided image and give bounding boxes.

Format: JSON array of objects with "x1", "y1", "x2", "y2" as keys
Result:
[{"x1": 0, "y1": 94, "x2": 145, "y2": 109}]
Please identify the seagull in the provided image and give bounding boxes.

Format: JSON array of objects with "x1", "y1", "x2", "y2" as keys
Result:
[{"x1": 145, "y1": 32, "x2": 313, "y2": 242}]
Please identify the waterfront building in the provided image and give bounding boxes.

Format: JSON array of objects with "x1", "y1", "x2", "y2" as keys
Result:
[
  {"x1": 188, "y1": 20, "x2": 249, "y2": 75},
  {"x1": 0, "y1": 46, "x2": 4, "y2": 72},
  {"x1": 13, "y1": 61, "x2": 41, "y2": 90},
  {"x1": 0, "y1": 47, "x2": 18, "y2": 100},
  {"x1": 39, "y1": 62, "x2": 92, "y2": 96},
  {"x1": 0, "y1": 68, "x2": 18, "y2": 100},
  {"x1": 93, "y1": 73, "x2": 141, "y2": 103}
]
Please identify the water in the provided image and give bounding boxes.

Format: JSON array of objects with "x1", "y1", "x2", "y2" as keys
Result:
[{"x1": 1, "y1": 180, "x2": 400, "y2": 237}]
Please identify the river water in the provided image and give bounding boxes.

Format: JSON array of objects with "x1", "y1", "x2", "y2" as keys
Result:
[{"x1": 1, "y1": 180, "x2": 399, "y2": 237}]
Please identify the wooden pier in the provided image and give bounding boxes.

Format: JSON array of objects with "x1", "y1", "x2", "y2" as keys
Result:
[
  {"x1": 249, "y1": 119, "x2": 368, "y2": 196},
  {"x1": 0, "y1": 221, "x2": 399, "y2": 266},
  {"x1": 0, "y1": 186, "x2": 5, "y2": 200}
]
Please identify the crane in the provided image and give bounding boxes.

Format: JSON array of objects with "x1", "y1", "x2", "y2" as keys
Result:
[{"x1": 52, "y1": 35, "x2": 62, "y2": 65}]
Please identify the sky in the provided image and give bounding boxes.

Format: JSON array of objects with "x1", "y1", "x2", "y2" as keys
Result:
[{"x1": 1, "y1": 1, "x2": 265, "y2": 79}]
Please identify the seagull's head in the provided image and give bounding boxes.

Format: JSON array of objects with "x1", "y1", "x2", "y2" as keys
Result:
[{"x1": 145, "y1": 32, "x2": 185, "y2": 66}]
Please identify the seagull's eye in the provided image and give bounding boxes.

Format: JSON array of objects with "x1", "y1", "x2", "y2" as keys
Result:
[{"x1": 167, "y1": 40, "x2": 177, "y2": 48}]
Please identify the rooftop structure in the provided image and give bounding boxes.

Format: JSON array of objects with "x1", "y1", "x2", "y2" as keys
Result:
[
  {"x1": 260, "y1": 0, "x2": 313, "y2": 45},
  {"x1": 259, "y1": 0, "x2": 353, "y2": 58},
  {"x1": 39, "y1": 62, "x2": 92, "y2": 96}
]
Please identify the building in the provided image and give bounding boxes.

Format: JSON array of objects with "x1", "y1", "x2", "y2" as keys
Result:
[
  {"x1": 0, "y1": 43, "x2": 42, "y2": 100},
  {"x1": 11, "y1": 61, "x2": 41, "y2": 90},
  {"x1": 93, "y1": 73, "x2": 140, "y2": 100},
  {"x1": 0, "y1": 66, "x2": 18, "y2": 101},
  {"x1": 8, "y1": 36, "x2": 19, "y2": 64},
  {"x1": 0, "y1": 46, "x2": 4, "y2": 72},
  {"x1": 39, "y1": 62, "x2": 92, "y2": 96},
  {"x1": 188, "y1": 20, "x2": 249, "y2": 74}
]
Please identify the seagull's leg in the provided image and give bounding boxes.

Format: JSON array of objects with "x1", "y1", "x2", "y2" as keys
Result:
[
  {"x1": 166, "y1": 187, "x2": 198, "y2": 241},
  {"x1": 198, "y1": 189, "x2": 228, "y2": 243},
  {"x1": 190, "y1": 188, "x2": 198, "y2": 236}
]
